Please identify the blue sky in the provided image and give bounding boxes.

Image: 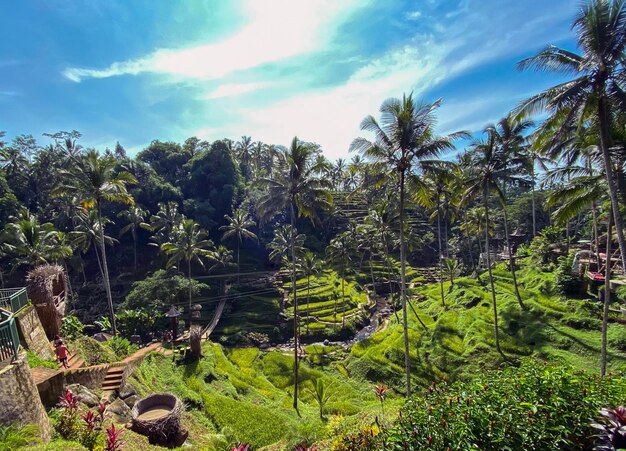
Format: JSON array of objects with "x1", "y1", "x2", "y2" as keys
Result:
[{"x1": 1, "y1": 0, "x2": 577, "y2": 160}]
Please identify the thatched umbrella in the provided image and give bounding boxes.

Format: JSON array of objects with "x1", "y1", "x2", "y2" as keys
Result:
[
  {"x1": 26, "y1": 265, "x2": 68, "y2": 339},
  {"x1": 131, "y1": 393, "x2": 184, "y2": 445}
]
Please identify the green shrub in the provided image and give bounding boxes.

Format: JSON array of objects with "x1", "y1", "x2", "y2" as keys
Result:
[
  {"x1": 27, "y1": 350, "x2": 58, "y2": 369},
  {"x1": 336, "y1": 360, "x2": 626, "y2": 450},
  {"x1": 70, "y1": 336, "x2": 116, "y2": 365},
  {"x1": 61, "y1": 316, "x2": 84, "y2": 341},
  {"x1": 554, "y1": 254, "x2": 580, "y2": 296},
  {"x1": 0, "y1": 424, "x2": 42, "y2": 449},
  {"x1": 106, "y1": 336, "x2": 137, "y2": 359}
]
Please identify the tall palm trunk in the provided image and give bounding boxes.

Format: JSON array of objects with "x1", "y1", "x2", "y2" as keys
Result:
[
  {"x1": 531, "y1": 164, "x2": 537, "y2": 238},
  {"x1": 306, "y1": 275, "x2": 311, "y2": 334},
  {"x1": 437, "y1": 194, "x2": 445, "y2": 307},
  {"x1": 502, "y1": 206, "x2": 523, "y2": 308},
  {"x1": 236, "y1": 240, "x2": 240, "y2": 285},
  {"x1": 483, "y1": 187, "x2": 504, "y2": 359},
  {"x1": 98, "y1": 203, "x2": 117, "y2": 336},
  {"x1": 341, "y1": 259, "x2": 346, "y2": 327},
  {"x1": 132, "y1": 228, "x2": 138, "y2": 272},
  {"x1": 399, "y1": 171, "x2": 411, "y2": 398},
  {"x1": 592, "y1": 200, "x2": 601, "y2": 268},
  {"x1": 598, "y1": 92, "x2": 626, "y2": 273},
  {"x1": 290, "y1": 202, "x2": 300, "y2": 414},
  {"x1": 601, "y1": 208, "x2": 613, "y2": 377},
  {"x1": 188, "y1": 259, "x2": 193, "y2": 327}
]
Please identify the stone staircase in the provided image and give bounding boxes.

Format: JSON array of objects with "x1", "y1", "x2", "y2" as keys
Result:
[
  {"x1": 101, "y1": 365, "x2": 126, "y2": 392},
  {"x1": 61, "y1": 352, "x2": 84, "y2": 370}
]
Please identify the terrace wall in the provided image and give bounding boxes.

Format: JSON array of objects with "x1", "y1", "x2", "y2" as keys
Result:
[{"x1": 15, "y1": 305, "x2": 54, "y2": 360}]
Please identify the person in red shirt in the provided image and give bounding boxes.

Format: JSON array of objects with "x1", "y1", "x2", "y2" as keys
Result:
[{"x1": 55, "y1": 341, "x2": 70, "y2": 368}]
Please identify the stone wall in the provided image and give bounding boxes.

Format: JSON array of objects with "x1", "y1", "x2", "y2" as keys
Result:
[
  {"x1": 63, "y1": 362, "x2": 114, "y2": 390},
  {"x1": 15, "y1": 305, "x2": 54, "y2": 360},
  {"x1": 0, "y1": 349, "x2": 51, "y2": 441},
  {"x1": 35, "y1": 369, "x2": 65, "y2": 409}
]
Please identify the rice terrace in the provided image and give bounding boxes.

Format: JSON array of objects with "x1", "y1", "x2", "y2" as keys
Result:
[{"x1": 2, "y1": 0, "x2": 626, "y2": 449}]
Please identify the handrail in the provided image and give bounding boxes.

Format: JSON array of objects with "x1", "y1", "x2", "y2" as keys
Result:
[
  {"x1": 0, "y1": 287, "x2": 28, "y2": 313},
  {"x1": 0, "y1": 308, "x2": 20, "y2": 363}
]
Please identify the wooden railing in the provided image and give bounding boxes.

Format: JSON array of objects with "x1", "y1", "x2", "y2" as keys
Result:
[{"x1": 0, "y1": 287, "x2": 28, "y2": 313}]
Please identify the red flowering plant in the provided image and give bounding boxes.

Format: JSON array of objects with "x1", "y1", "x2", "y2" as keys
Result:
[{"x1": 105, "y1": 423, "x2": 124, "y2": 451}]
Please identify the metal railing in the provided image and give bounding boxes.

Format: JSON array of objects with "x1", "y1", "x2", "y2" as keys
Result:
[
  {"x1": 0, "y1": 309, "x2": 19, "y2": 363},
  {"x1": 0, "y1": 287, "x2": 28, "y2": 313}
]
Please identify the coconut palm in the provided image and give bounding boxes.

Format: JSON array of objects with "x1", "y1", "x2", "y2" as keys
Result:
[
  {"x1": 53, "y1": 150, "x2": 136, "y2": 335},
  {"x1": 326, "y1": 232, "x2": 353, "y2": 327},
  {"x1": 350, "y1": 94, "x2": 466, "y2": 397},
  {"x1": 161, "y1": 218, "x2": 215, "y2": 325},
  {"x1": 118, "y1": 205, "x2": 148, "y2": 272},
  {"x1": 516, "y1": 0, "x2": 626, "y2": 271},
  {"x1": 220, "y1": 208, "x2": 258, "y2": 283},
  {"x1": 1, "y1": 209, "x2": 70, "y2": 268},
  {"x1": 147, "y1": 201, "x2": 183, "y2": 247},
  {"x1": 462, "y1": 134, "x2": 510, "y2": 359},
  {"x1": 258, "y1": 136, "x2": 332, "y2": 412},
  {"x1": 70, "y1": 209, "x2": 119, "y2": 286}
]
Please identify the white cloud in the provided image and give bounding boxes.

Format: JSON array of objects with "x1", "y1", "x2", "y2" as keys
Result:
[
  {"x1": 204, "y1": 82, "x2": 271, "y2": 99},
  {"x1": 63, "y1": 0, "x2": 363, "y2": 83},
  {"x1": 405, "y1": 10, "x2": 422, "y2": 20}
]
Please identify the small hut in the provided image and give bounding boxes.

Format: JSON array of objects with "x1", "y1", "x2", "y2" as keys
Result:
[{"x1": 26, "y1": 265, "x2": 68, "y2": 339}]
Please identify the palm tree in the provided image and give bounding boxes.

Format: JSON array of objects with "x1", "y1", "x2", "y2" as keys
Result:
[
  {"x1": 220, "y1": 208, "x2": 258, "y2": 283},
  {"x1": 416, "y1": 163, "x2": 457, "y2": 307},
  {"x1": 118, "y1": 205, "x2": 148, "y2": 272},
  {"x1": 1, "y1": 209, "x2": 70, "y2": 268},
  {"x1": 147, "y1": 201, "x2": 183, "y2": 247},
  {"x1": 462, "y1": 135, "x2": 510, "y2": 359},
  {"x1": 236, "y1": 136, "x2": 255, "y2": 180},
  {"x1": 70, "y1": 209, "x2": 119, "y2": 286},
  {"x1": 350, "y1": 94, "x2": 466, "y2": 397},
  {"x1": 53, "y1": 150, "x2": 137, "y2": 335},
  {"x1": 516, "y1": 0, "x2": 626, "y2": 271},
  {"x1": 161, "y1": 218, "x2": 215, "y2": 325},
  {"x1": 326, "y1": 232, "x2": 353, "y2": 327},
  {"x1": 258, "y1": 136, "x2": 332, "y2": 413},
  {"x1": 301, "y1": 251, "x2": 321, "y2": 335}
]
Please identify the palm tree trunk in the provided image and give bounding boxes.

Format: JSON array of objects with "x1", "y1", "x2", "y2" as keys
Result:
[
  {"x1": 98, "y1": 203, "x2": 117, "y2": 336},
  {"x1": 290, "y1": 202, "x2": 300, "y2": 414},
  {"x1": 502, "y1": 205, "x2": 523, "y2": 308},
  {"x1": 399, "y1": 171, "x2": 411, "y2": 399},
  {"x1": 188, "y1": 259, "x2": 192, "y2": 327},
  {"x1": 592, "y1": 200, "x2": 600, "y2": 268},
  {"x1": 598, "y1": 93, "x2": 626, "y2": 273},
  {"x1": 484, "y1": 188, "x2": 504, "y2": 359},
  {"x1": 130, "y1": 228, "x2": 137, "y2": 272},
  {"x1": 306, "y1": 275, "x2": 311, "y2": 335},
  {"x1": 236, "y1": 240, "x2": 240, "y2": 285},
  {"x1": 437, "y1": 195, "x2": 445, "y2": 307},
  {"x1": 531, "y1": 165, "x2": 537, "y2": 238},
  {"x1": 601, "y1": 208, "x2": 613, "y2": 377},
  {"x1": 341, "y1": 260, "x2": 346, "y2": 328}
]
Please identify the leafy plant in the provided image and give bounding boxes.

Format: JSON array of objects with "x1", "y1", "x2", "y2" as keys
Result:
[
  {"x1": 80, "y1": 411, "x2": 101, "y2": 450},
  {"x1": 372, "y1": 383, "x2": 389, "y2": 418},
  {"x1": 26, "y1": 350, "x2": 58, "y2": 369},
  {"x1": 104, "y1": 423, "x2": 124, "y2": 451},
  {"x1": 94, "y1": 315, "x2": 111, "y2": 332},
  {"x1": 56, "y1": 389, "x2": 80, "y2": 440},
  {"x1": 106, "y1": 336, "x2": 137, "y2": 359},
  {"x1": 0, "y1": 424, "x2": 41, "y2": 449},
  {"x1": 307, "y1": 378, "x2": 333, "y2": 420},
  {"x1": 591, "y1": 406, "x2": 626, "y2": 450},
  {"x1": 61, "y1": 315, "x2": 84, "y2": 341},
  {"x1": 231, "y1": 443, "x2": 251, "y2": 451},
  {"x1": 555, "y1": 254, "x2": 580, "y2": 296}
]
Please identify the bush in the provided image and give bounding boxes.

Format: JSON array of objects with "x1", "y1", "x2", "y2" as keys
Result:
[
  {"x1": 70, "y1": 336, "x2": 116, "y2": 365},
  {"x1": 336, "y1": 361, "x2": 626, "y2": 450},
  {"x1": 27, "y1": 350, "x2": 58, "y2": 369},
  {"x1": 0, "y1": 424, "x2": 42, "y2": 449},
  {"x1": 61, "y1": 316, "x2": 84, "y2": 341},
  {"x1": 117, "y1": 308, "x2": 167, "y2": 340},
  {"x1": 106, "y1": 336, "x2": 137, "y2": 359},
  {"x1": 555, "y1": 254, "x2": 580, "y2": 296}
]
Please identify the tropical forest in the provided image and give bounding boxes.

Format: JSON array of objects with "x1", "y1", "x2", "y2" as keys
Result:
[{"x1": 2, "y1": 1, "x2": 626, "y2": 450}]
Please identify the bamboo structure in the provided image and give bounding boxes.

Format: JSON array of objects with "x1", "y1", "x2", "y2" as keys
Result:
[{"x1": 25, "y1": 265, "x2": 68, "y2": 339}]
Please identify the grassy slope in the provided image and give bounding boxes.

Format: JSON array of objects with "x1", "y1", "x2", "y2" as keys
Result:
[
  {"x1": 41, "y1": 260, "x2": 626, "y2": 450},
  {"x1": 347, "y1": 259, "x2": 626, "y2": 390}
]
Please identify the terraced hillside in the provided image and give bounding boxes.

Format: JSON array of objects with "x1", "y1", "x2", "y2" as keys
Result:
[{"x1": 284, "y1": 270, "x2": 371, "y2": 340}]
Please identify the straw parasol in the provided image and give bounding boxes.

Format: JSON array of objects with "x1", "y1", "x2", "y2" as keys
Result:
[
  {"x1": 25, "y1": 265, "x2": 68, "y2": 339},
  {"x1": 131, "y1": 393, "x2": 184, "y2": 445}
]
